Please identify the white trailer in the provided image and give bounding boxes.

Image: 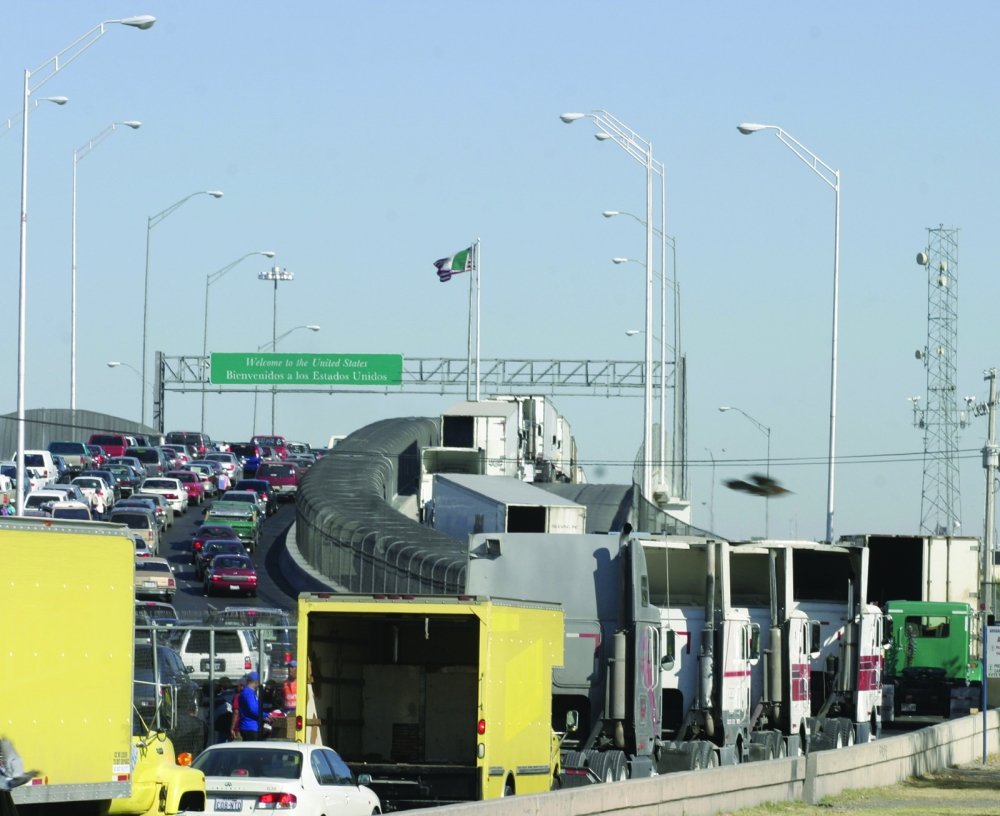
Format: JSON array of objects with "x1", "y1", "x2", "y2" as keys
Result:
[
  {"x1": 440, "y1": 401, "x2": 522, "y2": 478},
  {"x1": 428, "y1": 474, "x2": 586, "y2": 539}
]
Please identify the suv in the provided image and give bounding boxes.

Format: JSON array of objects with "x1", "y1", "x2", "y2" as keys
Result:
[
  {"x1": 172, "y1": 627, "x2": 258, "y2": 685},
  {"x1": 125, "y1": 446, "x2": 169, "y2": 477},
  {"x1": 207, "y1": 607, "x2": 296, "y2": 684},
  {"x1": 165, "y1": 431, "x2": 212, "y2": 457},
  {"x1": 88, "y1": 432, "x2": 130, "y2": 458},
  {"x1": 255, "y1": 462, "x2": 299, "y2": 501}
]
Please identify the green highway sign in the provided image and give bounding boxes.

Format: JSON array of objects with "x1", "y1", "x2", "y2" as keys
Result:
[{"x1": 210, "y1": 353, "x2": 403, "y2": 386}]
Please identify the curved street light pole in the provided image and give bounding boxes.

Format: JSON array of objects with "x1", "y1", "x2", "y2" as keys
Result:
[
  {"x1": 563, "y1": 110, "x2": 664, "y2": 500},
  {"x1": 719, "y1": 405, "x2": 772, "y2": 538},
  {"x1": 738, "y1": 122, "x2": 839, "y2": 543},
  {"x1": 201, "y1": 250, "x2": 276, "y2": 432},
  {"x1": 15, "y1": 15, "x2": 155, "y2": 516},
  {"x1": 71, "y1": 120, "x2": 141, "y2": 412},
  {"x1": 142, "y1": 190, "x2": 223, "y2": 425}
]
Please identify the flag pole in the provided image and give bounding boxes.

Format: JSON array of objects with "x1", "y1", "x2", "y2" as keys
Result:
[{"x1": 475, "y1": 238, "x2": 481, "y2": 402}]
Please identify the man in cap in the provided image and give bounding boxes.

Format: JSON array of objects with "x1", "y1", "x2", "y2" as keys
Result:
[{"x1": 238, "y1": 671, "x2": 264, "y2": 741}]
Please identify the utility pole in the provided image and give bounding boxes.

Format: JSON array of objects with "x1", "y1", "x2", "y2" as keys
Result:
[{"x1": 981, "y1": 369, "x2": 998, "y2": 618}]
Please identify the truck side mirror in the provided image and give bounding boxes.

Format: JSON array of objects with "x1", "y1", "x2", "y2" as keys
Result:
[
  {"x1": 809, "y1": 621, "x2": 822, "y2": 658},
  {"x1": 748, "y1": 623, "x2": 762, "y2": 662},
  {"x1": 565, "y1": 710, "x2": 579, "y2": 732},
  {"x1": 881, "y1": 614, "x2": 894, "y2": 648},
  {"x1": 661, "y1": 629, "x2": 676, "y2": 671}
]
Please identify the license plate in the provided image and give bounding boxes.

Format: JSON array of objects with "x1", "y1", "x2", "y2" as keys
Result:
[
  {"x1": 229, "y1": 585, "x2": 240, "y2": 591},
  {"x1": 901, "y1": 703, "x2": 916, "y2": 713},
  {"x1": 215, "y1": 797, "x2": 243, "y2": 811},
  {"x1": 143, "y1": 581, "x2": 157, "y2": 588}
]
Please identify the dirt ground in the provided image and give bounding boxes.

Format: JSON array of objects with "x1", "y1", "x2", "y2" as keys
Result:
[{"x1": 722, "y1": 754, "x2": 1000, "y2": 816}]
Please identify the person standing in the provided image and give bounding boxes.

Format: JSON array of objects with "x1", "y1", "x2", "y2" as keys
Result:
[
  {"x1": 282, "y1": 661, "x2": 297, "y2": 712},
  {"x1": 237, "y1": 671, "x2": 263, "y2": 741}
]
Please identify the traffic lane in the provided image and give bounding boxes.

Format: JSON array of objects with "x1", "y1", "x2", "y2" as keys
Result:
[{"x1": 160, "y1": 500, "x2": 299, "y2": 620}]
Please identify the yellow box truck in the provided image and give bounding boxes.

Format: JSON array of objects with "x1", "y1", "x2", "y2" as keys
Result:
[
  {"x1": 0, "y1": 517, "x2": 204, "y2": 815},
  {"x1": 296, "y1": 593, "x2": 564, "y2": 810}
]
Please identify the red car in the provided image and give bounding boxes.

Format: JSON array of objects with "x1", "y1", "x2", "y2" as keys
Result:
[
  {"x1": 190, "y1": 523, "x2": 241, "y2": 564},
  {"x1": 166, "y1": 469, "x2": 206, "y2": 506},
  {"x1": 252, "y1": 435, "x2": 288, "y2": 460},
  {"x1": 88, "y1": 432, "x2": 129, "y2": 458},
  {"x1": 255, "y1": 462, "x2": 299, "y2": 501},
  {"x1": 204, "y1": 554, "x2": 257, "y2": 597}
]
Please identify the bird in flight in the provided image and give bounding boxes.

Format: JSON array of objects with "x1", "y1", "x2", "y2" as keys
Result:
[{"x1": 724, "y1": 474, "x2": 792, "y2": 497}]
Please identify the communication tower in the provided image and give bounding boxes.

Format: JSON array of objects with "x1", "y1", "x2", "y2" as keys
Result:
[{"x1": 913, "y1": 226, "x2": 962, "y2": 535}]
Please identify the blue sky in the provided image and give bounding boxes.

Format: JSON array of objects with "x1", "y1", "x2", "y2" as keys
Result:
[{"x1": 4, "y1": 1, "x2": 1000, "y2": 542}]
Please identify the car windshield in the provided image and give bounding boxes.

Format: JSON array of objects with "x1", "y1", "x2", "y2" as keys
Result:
[
  {"x1": 91, "y1": 435, "x2": 123, "y2": 446},
  {"x1": 144, "y1": 480, "x2": 175, "y2": 489},
  {"x1": 129, "y1": 449, "x2": 161, "y2": 463},
  {"x1": 199, "y1": 527, "x2": 239, "y2": 539},
  {"x1": 73, "y1": 478, "x2": 101, "y2": 489},
  {"x1": 208, "y1": 542, "x2": 244, "y2": 555},
  {"x1": 261, "y1": 465, "x2": 294, "y2": 477},
  {"x1": 214, "y1": 556, "x2": 250, "y2": 570},
  {"x1": 112, "y1": 513, "x2": 151, "y2": 529},
  {"x1": 136, "y1": 561, "x2": 170, "y2": 574},
  {"x1": 53, "y1": 507, "x2": 90, "y2": 519},
  {"x1": 25, "y1": 495, "x2": 57, "y2": 508},
  {"x1": 49, "y1": 442, "x2": 82, "y2": 454},
  {"x1": 192, "y1": 747, "x2": 302, "y2": 780}
]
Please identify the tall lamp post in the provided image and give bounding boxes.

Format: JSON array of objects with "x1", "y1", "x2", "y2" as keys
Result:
[
  {"x1": 142, "y1": 189, "x2": 224, "y2": 426},
  {"x1": 201, "y1": 250, "x2": 276, "y2": 432},
  {"x1": 107, "y1": 360, "x2": 151, "y2": 419},
  {"x1": 719, "y1": 405, "x2": 772, "y2": 538},
  {"x1": 252, "y1": 325, "x2": 321, "y2": 436},
  {"x1": 605, "y1": 210, "x2": 681, "y2": 498},
  {"x1": 562, "y1": 110, "x2": 665, "y2": 500},
  {"x1": 72, "y1": 120, "x2": 142, "y2": 412},
  {"x1": 258, "y1": 266, "x2": 295, "y2": 433},
  {"x1": 738, "y1": 122, "x2": 840, "y2": 543},
  {"x1": 15, "y1": 14, "x2": 155, "y2": 516}
]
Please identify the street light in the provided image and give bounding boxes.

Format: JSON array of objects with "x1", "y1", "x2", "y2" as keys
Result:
[
  {"x1": 606, "y1": 209, "x2": 682, "y2": 500},
  {"x1": 201, "y1": 251, "x2": 277, "y2": 432},
  {"x1": 252, "y1": 324, "x2": 320, "y2": 436},
  {"x1": 71, "y1": 120, "x2": 141, "y2": 412},
  {"x1": 562, "y1": 110, "x2": 665, "y2": 500},
  {"x1": 14, "y1": 14, "x2": 154, "y2": 516},
  {"x1": 737, "y1": 122, "x2": 840, "y2": 543},
  {"x1": 107, "y1": 360, "x2": 151, "y2": 418},
  {"x1": 1, "y1": 96, "x2": 69, "y2": 138},
  {"x1": 719, "y1": 405, "x2": 772, "y2": 538},
  {"x1": 142, "y1": 190, "x2": 224, "y2": 425},
  {"x1": 258, "y1": 266, "x2": 296, "y2": 434}
]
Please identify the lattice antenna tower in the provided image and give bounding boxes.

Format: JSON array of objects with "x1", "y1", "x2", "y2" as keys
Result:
[{"x1": 913, "y1": 226, "x2": 962, "y2": 535}]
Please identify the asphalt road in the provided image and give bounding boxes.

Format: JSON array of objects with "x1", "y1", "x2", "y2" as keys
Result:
[{"x1": 157, "y1": 498, "x2": 300, "y2": 619}]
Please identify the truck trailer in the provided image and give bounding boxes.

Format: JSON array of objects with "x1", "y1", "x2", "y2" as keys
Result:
[
  {"x1": 0, "y1": 516, "x2": 205, "y2": 815},
  {"x1": 296, "y1": 594, "x2": 564, "y2": 810},
  {"x1": 428, "y1": 474, "x2": 587, "y2": 538},
  {"x1": 464, "y1": 526, "x2": 661, "y2": 783}
]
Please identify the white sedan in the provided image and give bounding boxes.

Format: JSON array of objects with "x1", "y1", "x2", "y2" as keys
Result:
[
  {"x1": 191, "y1": 742, "x2": 381, "y2": 815},
  {"x1": 138, "y1": 477, "x2": 189, "y2": 515}
]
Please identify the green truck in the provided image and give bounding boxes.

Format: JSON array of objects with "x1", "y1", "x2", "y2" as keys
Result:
[{"x1": 884, "y1": 600, "x2": 982, "y2": 717}]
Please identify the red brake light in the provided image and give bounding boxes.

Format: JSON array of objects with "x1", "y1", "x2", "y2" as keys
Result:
[
  {"x1": 244, "y1": 657, "x2": 252, "y2": 670},
  {"x1": 477, "y1": 718, "x2": 486, "y2": 735},
  {"x1": 193, "y1": 541, "x2": 203, "y2": 550},
  {"x1": 295, "y1": 715, "x2": 303, "y2": 730},
  {"x1": 257, "y1": 792, "x2": 296, "y2": 809}
]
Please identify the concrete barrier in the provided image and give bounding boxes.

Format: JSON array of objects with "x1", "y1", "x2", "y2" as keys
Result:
[{"x1": 414, "y1": 712, "x2": 999, "y2": 816}]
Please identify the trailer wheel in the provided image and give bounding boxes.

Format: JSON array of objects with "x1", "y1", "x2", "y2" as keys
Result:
[
  {"x1": 610, "y1": 750, "x2": 628, "y2": 781},
  {"x1": 775, "y1": 735, "x2": 787, "y2": 759}
]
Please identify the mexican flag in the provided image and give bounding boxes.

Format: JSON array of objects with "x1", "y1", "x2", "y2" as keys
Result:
[{"x1": 433, "y1": 246, "x2": 474, "y2": 282}]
